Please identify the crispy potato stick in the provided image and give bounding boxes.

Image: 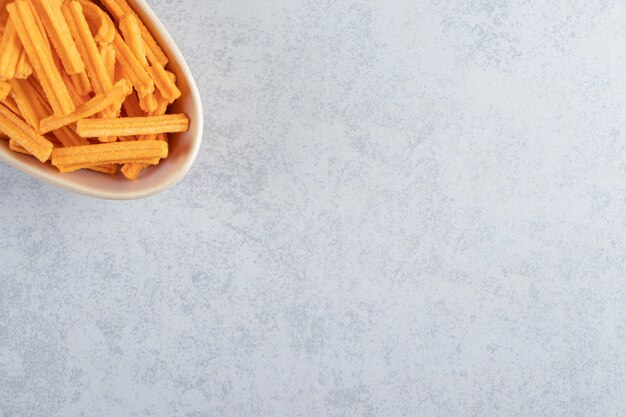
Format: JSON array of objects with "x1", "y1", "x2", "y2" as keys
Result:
[
  {"x1": 148, "y1": 63, "x2": 181, "y2": 103},
  {"x1": 0, "y1": 102, "x2": 53, "y2": 162},
  {"x1": 78, "y1": 0, "x2": 115, "y2": 46},
  {"x1": 51, "y1": 140, "x2": 168, "y2": 168},
  {"x1": 40, "y1": 79, "x2": 131, "y2": 133},
  {"x1": 112, "y1": 32, "x2": 153, "y2": 94},
  {"x1": 14, "y1": 49, "x2": 32, "y2": 78},
  {"x1": 32, "y1": 0, "x2": 85, "y2": 75},
  {"x1": 9, "y1": 78, "x2": 51, "y2": 131},
  {"x1": 0, "y1": 20, "x2": 22, "y2": 81},
  {"x1": 77, "y1": 114, "x2": 189, "y2": 137},
  {"x1": 0, "y1": 81, "x2": 10, "y2": 101},
  {"x1": 138, "y1": 90, "x2": 157, "y2": 113},
  {"x1": 63, "y1": 1, "x2": 112, "y2": 95},
  {"x1": 119, "y1": 14, "x2": 147, "y2": 67},
  {"x1": 8, "y1": 1, "x2": 75, "y2": 116},
  {"x1": 101, "y1": 0, "x2": 168, "y2": 66}
]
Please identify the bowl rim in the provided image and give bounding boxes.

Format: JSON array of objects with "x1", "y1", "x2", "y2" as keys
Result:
[{"x1": 0, "y1": 0, "x2": 204, "y2": 201}]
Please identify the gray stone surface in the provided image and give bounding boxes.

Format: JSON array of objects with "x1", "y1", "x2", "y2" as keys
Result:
[{"x1": 2, "y1": 0, "x2": 626, "y2": 415}]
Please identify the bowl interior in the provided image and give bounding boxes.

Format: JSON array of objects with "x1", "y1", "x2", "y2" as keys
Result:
[{"x1": 0, "y1": 0, "x2": 203, "y2": 200}]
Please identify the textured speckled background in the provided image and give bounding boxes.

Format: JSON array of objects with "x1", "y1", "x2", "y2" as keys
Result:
[{"x1": 2, "y1": 0, "x2": 626, "y2": 416}]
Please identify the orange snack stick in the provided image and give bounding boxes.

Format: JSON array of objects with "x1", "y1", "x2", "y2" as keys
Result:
[
  {"x1": 22, "y1": 77, "x2": 88, "y2": 147},
  {"x1": 26, "y1": 75, "x2": 45, "y2": 100},
  {"x1": 148, "y1": 63, "x2": 181, "y2": 103},
  {"x1": 122, "y1": 90, "x2": 143, "y2": 117},
  {"x1": 9, "y1": 137, "x2": 31, "y2": 155},
  {"x1": 1, "y1": 94, "x2": 21, "y2": 116},
  {"x1": 57, "y1": 159, "x2": 158, "y2": 173},
  {"x1": 0, "y1": 81, "x2": 10, "y2": 101},
  {"x1": 14, "y1": 50, "x2": 32, "y2": 78},
  {"x1": 138, "y1": 90, "x2": 157, "y2": 113},
  {"x1": 0, "y1": 0, "x2": 9, "y2": 27},
  {"x1": 63, "y1": 0, "x2": 112, "y2": 95},
  {"x1": 0, "y1": 20, "x2": 22, "y2": 81},
  {"x1": 31, "y1": 0, "x2": 85, "y2": 75},
  {"x1": 78, "y1": 0, "x2": 115, "y2": 46},
  {"x1": 121, "y1": 132, "x2": 166, "y2": 179},
  {"x1": 83, "y1": 164, "x2": 118, "y2": 174},
  {"x1": 40, "y1": 79, "x2": 131, "y2": 133},
  {"x1": 99, "y1": 0, "x2": 124, "y2": 21},
  {"x1": 51, "y1": 140, "x2": 168, "y2": 168},
  {"x1": 53, "y1": 124, "x2": 88, "y2": 147},
  {"x1": 70, "y1": 70, "x2": 92, "y2": 96},
  {"x1": 0, "y1": 101, "x2": 53, "y2": 162},
  {"x1": 12, "y1": 122, "x2": 116, "y2": 174},
  {"x1": 122, "y1": 92, "x2": 168, "y2": 177},
  {"x1": 9, "y1": 78, "x2": 51, "y2": 130},
  {"x1": 8, "y1": 1, "x2": 75, "y2": 115},
  {"x1": 112, "y1": 32, "x2": 153, "y2": 94},
  {"x1": 101, "y1": 0, "x2": 168, "y2": 66},
  {"x1": 77, "y1": 114, "x2": 189, "y2": 137},
  {"x1": 100, "y1": 44, "x2": 116, "y2": 81},
  {"x1": 118, "y1": 14, "x2": 147, "y2": 67},
  {"x1": 57, "y1": 68, "x2": 90, "y2": 107}
]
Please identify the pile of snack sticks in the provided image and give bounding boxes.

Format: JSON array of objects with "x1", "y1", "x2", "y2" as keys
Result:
[{"x1": 0, "y1": 0, "x2": 190, "y2": 179}]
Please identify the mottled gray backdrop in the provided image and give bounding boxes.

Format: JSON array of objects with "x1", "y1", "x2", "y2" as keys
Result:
[{"x1": 2, "y1": 0, "x2": 626, "y2": 416}]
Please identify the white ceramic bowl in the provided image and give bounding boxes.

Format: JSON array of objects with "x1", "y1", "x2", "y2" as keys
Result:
[{"x1": 0, "y1": 0, "x2": 203, "y2": 200}]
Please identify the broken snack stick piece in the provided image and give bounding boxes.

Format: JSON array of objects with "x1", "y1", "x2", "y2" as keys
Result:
[
  {"x1": 0, "y1": 102, "x2": 53, "y2": 162},
  {"x1": 40, "y1": 79, "x2": 131, "y2": 133},
  {"x1": 77, "y1": 114, "x2": 189, "y2": 137},
  {"x1": 8, "y1": 0, "x2": 75, "y2": 116},
  {"x1": 51, "y1": 140, "x2": 168, "y2": 169}
]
